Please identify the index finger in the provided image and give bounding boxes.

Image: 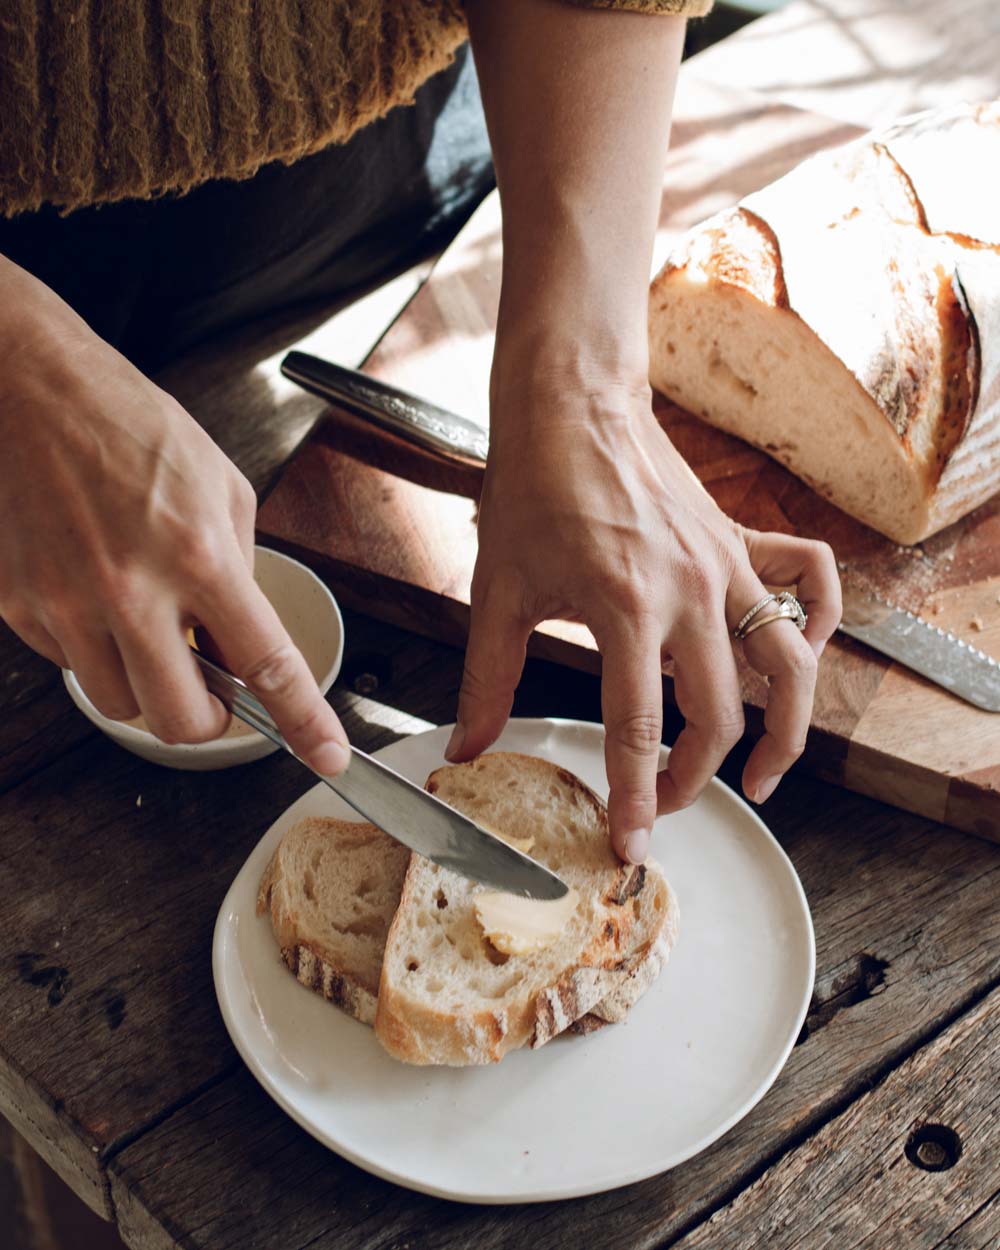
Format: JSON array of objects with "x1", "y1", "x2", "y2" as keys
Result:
[{"x1": 198, "y1": 567, "x2": 349, "y2": 774}]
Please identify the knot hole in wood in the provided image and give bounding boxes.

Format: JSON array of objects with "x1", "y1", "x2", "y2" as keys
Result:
[
  {"x1": 344, "y1": 653, "x2": 394, "y2": 696},
  {"x1": 904, "y1": 1123, "x2": 962, "y2": 1172}
]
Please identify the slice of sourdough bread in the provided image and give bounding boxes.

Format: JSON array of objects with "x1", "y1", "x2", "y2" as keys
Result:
[
  {"x1": 257, "y1": 816, "x2": 410, "y2": 1026},
  {"x1": 374, "y1": 753, "x2": 679, "y2": 1066},
  {"x1": 258, "y1": 807, "x2": 675, "y2": 1036}
]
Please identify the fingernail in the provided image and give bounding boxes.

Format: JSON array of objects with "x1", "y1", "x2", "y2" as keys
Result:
[
  {"x1": 312, "y1": 739, "x2": 351, "y2": 775},
  {"x1": 624, "y1": 828, "x2": 650, "y2": 865},
  {"x1": 444, "y1": 723, "x2": 465, "y2": 762},
  {"x1": 753, "y1": 774, "x2": 781, "y2": 804}
]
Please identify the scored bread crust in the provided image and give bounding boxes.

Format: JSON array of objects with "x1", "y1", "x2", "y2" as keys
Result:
[
  {"x1": 648, "y1": 100, "x2": 1000, "y2": 545},
  {"x1": 374, "y1": 753, "x2": 679, "y2": 1066},
  {"x1": 529, "y1": 862, "x2": 677, "y2": 1046}
]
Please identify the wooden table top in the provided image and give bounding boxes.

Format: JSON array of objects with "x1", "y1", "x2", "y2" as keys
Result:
[{"x1": 3, "y1": 6, "x2": 1000, "y2": 1248}]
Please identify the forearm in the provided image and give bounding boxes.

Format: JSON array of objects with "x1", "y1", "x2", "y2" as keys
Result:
[{"x1": 466, "y1": 0, "x2": 684, "y2": 389}]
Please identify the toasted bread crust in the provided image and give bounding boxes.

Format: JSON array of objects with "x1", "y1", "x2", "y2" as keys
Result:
[
  {"x1": 257, "y1": 816, "x2": 408, "y2": 1025},
  {"x1": 282, "y1": 944, "x2": 378, "y2": 1025}
]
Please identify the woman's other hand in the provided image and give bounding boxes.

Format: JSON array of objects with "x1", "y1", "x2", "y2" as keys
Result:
[{"x1": 0, "y1": 255, "x2": 349, "y2": 772}]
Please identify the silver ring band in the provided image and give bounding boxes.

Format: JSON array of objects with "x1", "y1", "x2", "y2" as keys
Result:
[
  {"x1": 733, "y1": 594, "x2": 777, "y2": 637},
  {"x1": 733, "y1": 591, "x2": 807, "y2": 640}
]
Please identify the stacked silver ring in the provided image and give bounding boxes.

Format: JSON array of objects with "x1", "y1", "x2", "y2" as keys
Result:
[{"x1": 733, "y1": 591, "x2": 807, "y2": 640}]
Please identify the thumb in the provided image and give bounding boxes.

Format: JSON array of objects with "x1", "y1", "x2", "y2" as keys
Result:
[{"x1": 447, "y1": 588, "x2": 531, "y2": 764}]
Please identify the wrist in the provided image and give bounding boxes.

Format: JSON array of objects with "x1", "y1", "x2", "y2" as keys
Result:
[
  {"x1": 490, "y1": 323, "x2": 650, "y2": 433},
  {"x1": 0, "y1": 257, "x2": 111, "y2": 413}
]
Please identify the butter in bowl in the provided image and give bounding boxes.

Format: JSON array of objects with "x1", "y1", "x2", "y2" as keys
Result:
[{"x1": 62, "y1": 546, "x2": 344, "y2": 770}]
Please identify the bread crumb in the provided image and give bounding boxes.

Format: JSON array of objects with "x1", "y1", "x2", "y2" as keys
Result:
[
  {"x1": 970, "y1": 617, "x2": 984, "y2": 631},
  {"x1": 931, "y1": 603, "x2": 942, "y2": 615}
]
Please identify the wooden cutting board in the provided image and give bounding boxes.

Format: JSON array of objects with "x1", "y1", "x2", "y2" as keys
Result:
[{"x1": 257, "y1": 76, "x2": 1000, "y2": 843}]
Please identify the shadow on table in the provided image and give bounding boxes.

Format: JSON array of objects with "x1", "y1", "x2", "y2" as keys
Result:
[{"x1": 1, "y1": 1118, "x2": 125, "y2": 1250}]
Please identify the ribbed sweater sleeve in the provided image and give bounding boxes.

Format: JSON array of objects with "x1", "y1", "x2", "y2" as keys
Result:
[{"x1": 0, "y1": 0, "x2": 710, "y2": 217}]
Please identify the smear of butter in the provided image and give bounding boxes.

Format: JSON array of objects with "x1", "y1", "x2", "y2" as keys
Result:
[
  {"x1": 474, "y1": 888, "x2": 579, "y2": 956},
  {"x1": 478, "y1": 819, "x2": 534, "y2": 856}
]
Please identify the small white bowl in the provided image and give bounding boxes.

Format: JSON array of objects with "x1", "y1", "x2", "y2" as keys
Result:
[{"x1": 63, "y1": 546, "x2": 344, "y2": 771}]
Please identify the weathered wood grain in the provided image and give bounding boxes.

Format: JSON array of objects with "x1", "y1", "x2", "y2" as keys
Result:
[
  {"x1": 106, "y1": 735, "x2": 1000, "y2": 1250},
  {"x1": 690, "y1": 0, "x2": 1000, "y2": 131},
  {"x1": 671, "y1": 985, "x2": 1000, "y2": 1249},
  {"x1": 935, "y1": 1194, "x2": 1000, "y2": 1249},
  {"x1": 0, "y1": 624, "x2": 95, "y2": 796}
]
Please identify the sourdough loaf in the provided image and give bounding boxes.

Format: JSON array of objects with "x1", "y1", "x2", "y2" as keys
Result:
[
  {"x1": 648, "y1": 101, "x2": 1000, "y2": 545},
  {"x1": 374, "y1": 753, "x2": 678, "y2": 1066}
]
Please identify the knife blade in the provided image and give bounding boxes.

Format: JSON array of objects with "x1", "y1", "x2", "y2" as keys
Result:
[
  {"x1": 281, "y1": 350, "x2": 489, "y2": 466},
  {"x1": 839, "y1": 584, "x2": 1000, "y2": 711},
  {"x1": 279, "y1": 353, "x2": 1000, "y2": 711},
  {"x1": 193, "y1": 650, "x2": 568, "y2": 900}
]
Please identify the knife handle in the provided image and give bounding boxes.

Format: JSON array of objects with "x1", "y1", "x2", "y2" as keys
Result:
[
  {"x1": 192, "y1": 649, "x2": 395, "y2": 813},
  {"x1": 280, "y1": 350, "x2": 489, "y2": 465}
]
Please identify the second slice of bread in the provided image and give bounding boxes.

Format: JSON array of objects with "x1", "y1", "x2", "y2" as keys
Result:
[{"x1": 257, "y1": 816, "x2": 410, "y2": 1026}]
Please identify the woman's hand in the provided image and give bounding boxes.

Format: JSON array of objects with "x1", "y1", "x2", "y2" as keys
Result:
[
  {"x1": 0, "y1": 256, "x2": 349, "y2": 772},
  {"x1": 448, "y1": 365, "x2": 841, "y2": 863},
  {"x1": 463, "y1": 0, "x2": 840, "y2": 861}
]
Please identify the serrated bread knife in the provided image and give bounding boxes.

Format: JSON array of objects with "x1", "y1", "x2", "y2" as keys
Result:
[
  {"x1": 838, "y1": 585, "x2": 1000, "y2": 712},
  {"x1": 282, "y1": 351, "x2": 1000, "y2": 713},
  {"x1": 192, "y1": 650, "x2": 569, "y2": 900}
]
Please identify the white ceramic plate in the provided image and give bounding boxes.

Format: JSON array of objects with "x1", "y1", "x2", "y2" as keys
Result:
[{"x1": 214, "y1": 718, "x2": 814, "y2": 1203}]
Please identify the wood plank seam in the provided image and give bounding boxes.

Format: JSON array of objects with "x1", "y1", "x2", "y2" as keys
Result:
[
  {"x1": 796, "y1": 951, "x2": 890, "y2": 1042},
  {"x1": 655, "y1": 968, "x2": 1000, "y2": 1249},
  {"x1": 101, "y1": 1062, "x2": 242, "y2": 1177},
  {"x1": 929, "y1": 1188, "x2": 1000, "y2": 1250}
]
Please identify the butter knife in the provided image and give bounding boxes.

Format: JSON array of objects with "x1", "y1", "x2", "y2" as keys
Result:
[
  {"x1": 192, "y1": 650, "x2": 568, "y2": 900},
  {"x1": 280, "y1": 354, "x2": 1000, "y2": 712}
]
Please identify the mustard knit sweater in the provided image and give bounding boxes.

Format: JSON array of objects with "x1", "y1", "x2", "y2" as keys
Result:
[{"x1": 0, "y1": 0, "x2": 711, "y2": 218}]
